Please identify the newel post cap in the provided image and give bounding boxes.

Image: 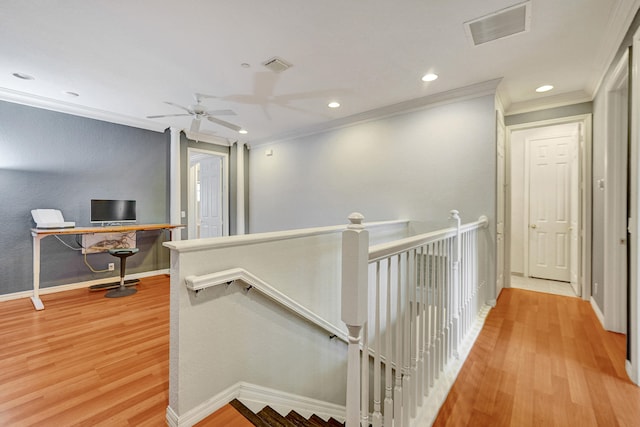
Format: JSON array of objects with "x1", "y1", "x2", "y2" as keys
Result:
[{"x1": 347, "y1": 212, "x2": 365, "y2": 229}]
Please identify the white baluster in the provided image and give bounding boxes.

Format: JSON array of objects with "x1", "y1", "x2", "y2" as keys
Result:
[
  {"x1": 402, "y1": 253, "x2": 411, "y2": 427},
  {"x1": 372, "y1": 262, "x2": 382, "y2": 427},
  {"x1": 410, "y1": 249, "x2": 418, "y2": 419},
  {"x1": 416, "y1": 246, "x2": 425, "y2": 403},
  {"x1": 394, "y1": 255, "x2": 403, "y2": 427},
  {"x1": 384, "y1": 259, "x2": 393, "y2": 427},
  {"x1": 362, "y1": 323, "x2": 369, "y2": 427},
  {"x1": 341, "y1": 213, "x2": 369, "y2": 427},
  {"x1": 428, "y1": 242, "x2": 436, "y2": 388}
]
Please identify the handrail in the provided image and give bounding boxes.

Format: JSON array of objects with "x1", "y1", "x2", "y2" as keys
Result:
[
  {"x1": 185, "y1": 268, "x2": 349, "y2": 343},
  {"x1": 368, "y1": 215, "x2": 488, "y2": 262},
  {"x1": 164, "y1": 219, "x2": 407, "y2": 253}
]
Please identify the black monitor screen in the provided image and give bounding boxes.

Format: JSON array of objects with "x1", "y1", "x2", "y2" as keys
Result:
[{"x1": 91, "y1": 199, "x2": 136, "y2": 223}]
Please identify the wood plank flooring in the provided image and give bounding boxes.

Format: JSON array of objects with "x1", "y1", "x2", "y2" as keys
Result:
[
  {"x1": 2, "y1": 276, "x2": 639, "y2": 426},
  {"x1": 433, "y1": 288, "x2": 640, "y2": 427},
  {"x1": 0, "y1": 275, "x2": 170, "y2": 426}
]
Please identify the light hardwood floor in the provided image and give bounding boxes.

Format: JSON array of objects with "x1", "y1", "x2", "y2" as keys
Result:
[
  {"x1": 433, "y1": 288, "x2": 640, "y2": 426},
  {"x1": 0, "y1": 275, "x2": 170, "y2": 426},
  {"x1": 2, "y1": 276, "x2": 639, "y2": 426}
]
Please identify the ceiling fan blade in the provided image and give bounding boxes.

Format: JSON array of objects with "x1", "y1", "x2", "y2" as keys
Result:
[
  {"x1": 147, "y1": 113, "x2": 192, "y2": 119},
  {"x1": 207, "y1": 116, "x2": 241, "y2": 132},
  {"x1": 205, "y1": 109, "x2": 236, "y2": 116},
  {"x1": 190, "y1": 118, "x2": 201, "y2": 133},
  {"x1": 164, "y1": 101, "x2": 192, "y2": 113},
  {"x1": 194, "y1": 93, "x2": 218, "y2": 104}
]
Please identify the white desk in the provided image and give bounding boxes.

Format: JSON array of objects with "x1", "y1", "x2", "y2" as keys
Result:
[{"x1": 30, "y1": 224, "x2": 183, "y2": 310}]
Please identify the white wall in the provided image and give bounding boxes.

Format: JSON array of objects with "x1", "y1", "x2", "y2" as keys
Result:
[{"x1": 249, "y1": 95, "x2": 497, "y2": 235}]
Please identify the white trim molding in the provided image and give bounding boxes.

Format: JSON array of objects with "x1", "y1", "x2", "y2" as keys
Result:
[
  {"x1": 0, "y1": 269, "x2": 169, "y2": 303},
  {"x1": 165, "y1": 381, "x2": 347, "y2": 427}
]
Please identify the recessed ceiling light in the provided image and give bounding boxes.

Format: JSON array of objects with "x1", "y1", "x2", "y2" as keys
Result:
[
  {"x1": 421, "y1": 73, "x2": 438, "y2": 82},
  {"x1": 12, "y1": 72, "x2": 34, "y2": 80},
  {"x1": 328, "y1": 101, "x2": 340, "y2": 108},
  {"x1": 536, "y1": 85, "x2": 554, "y2": 93},
  {"x1": 64, "y1": 91, "x2": 80, "y2": 97},
  {"x1": 238, "y1": 129, "x2": 248, "y2": 134}
]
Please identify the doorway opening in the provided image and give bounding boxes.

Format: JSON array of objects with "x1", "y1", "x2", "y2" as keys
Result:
[
  {"x1": 505, "y1": 115, "x2": 592, "y2": 302},
  {"x1": 187, "y1": 149, "x2": 229, "y2": 239}
]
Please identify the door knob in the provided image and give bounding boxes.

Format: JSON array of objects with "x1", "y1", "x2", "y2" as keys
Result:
[{"x1": 530, "y1": 224, "x2": 537, "y2": 229}]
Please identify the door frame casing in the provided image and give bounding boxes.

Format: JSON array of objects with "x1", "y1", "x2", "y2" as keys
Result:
[
  {"x1": 504, "y1": 114, "x2": 593, "y2": 301},
  {"x1": 604, "y1": 49, "x2": 630, "y2": 333}
]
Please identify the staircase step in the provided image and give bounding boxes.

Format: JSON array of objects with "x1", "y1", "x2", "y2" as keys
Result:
[
  {"x1": 229, "y1": 399, "x2": 270, "y2": 427},
  {"x1": 229, "y1": 397, "x2": 344, "y2": 427},
  {"x1": 285, "y1": 410, "x2": 311, "y2": 427},
  {"x1": 257, "y1": 405, "x2": 297, "y2": 427},
  {"x1": 309, "y1": 414, "x2": 331, "y2": 426}
]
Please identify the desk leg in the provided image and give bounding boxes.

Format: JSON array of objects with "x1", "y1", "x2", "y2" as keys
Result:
[{"x1": 31, "y1": 233, "x2": 44, "y2": 311}]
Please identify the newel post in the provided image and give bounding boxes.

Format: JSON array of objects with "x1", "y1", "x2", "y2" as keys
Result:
[
  {"x1": 450, "y1": 210, "x2": 462, "y2": 357},
  {"x1": 342, "y1": 212, "x2": 369, "y2": 427}
]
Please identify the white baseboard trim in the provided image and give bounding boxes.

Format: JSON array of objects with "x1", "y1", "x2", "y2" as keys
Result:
[
  {"x1": 590, "y1": 296, "x2": 605, "y2": 328},
  {"x1": 165, "y1": 381, "x2": 346, "y2": 427},
  {"x1": 415, "y1": 304, "x2": 492, "y2": 426},
  {"x1": 0, "y1": 269, "x2": 169, "y2": 303},
  {"x1": 626, "y1": 360, "x2": 639, "y2": 386}
]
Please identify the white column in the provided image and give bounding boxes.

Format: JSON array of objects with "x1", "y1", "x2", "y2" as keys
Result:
[
  {"x1": 170, "y1": 127, "x2": 181, "y2": 241},
  {"x1": 236, "y1": 142, "x2": 246, "y2": 235}
]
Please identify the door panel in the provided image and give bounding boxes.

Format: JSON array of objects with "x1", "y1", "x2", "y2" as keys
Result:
[
  {"x1": 529, "y1": 136, "x2": 573, "y2": 282},
  {"x1": 199, "y1": 156, "x2": 223, "y2": 238}
]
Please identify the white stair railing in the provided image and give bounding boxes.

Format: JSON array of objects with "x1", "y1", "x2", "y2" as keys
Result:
[{"x1": 341, "y1": 211, "x2": 489, "y2": 427}]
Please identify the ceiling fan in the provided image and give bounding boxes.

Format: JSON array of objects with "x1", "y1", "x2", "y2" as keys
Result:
[{"x1": 147, "y1": 93, "x2": 242, "y2": 133}]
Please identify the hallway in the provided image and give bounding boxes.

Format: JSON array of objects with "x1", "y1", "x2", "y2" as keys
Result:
[{"x1": 432, "y1": 288, "x2": 638, "y2": 426}]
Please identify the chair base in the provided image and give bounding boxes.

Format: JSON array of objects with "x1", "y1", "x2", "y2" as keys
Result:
[
  {"x1": 89, "y1": 279, "x2": 139, "y2": 292},
  {"x1": 105, "y1": 287, "x2": 138, "y2": 298}
]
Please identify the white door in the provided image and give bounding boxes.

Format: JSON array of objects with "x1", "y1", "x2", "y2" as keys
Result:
[
  {"x1": 199, "y1": 156, "x2": 223, "y2": 238},
  {"x1": 528, "y1": 135, "x2": 574, "y2": 282}
]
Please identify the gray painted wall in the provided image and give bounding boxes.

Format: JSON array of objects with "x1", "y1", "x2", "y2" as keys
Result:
[
  {"x1": 248, "y1": 94, "x2": 497, "y2": 295},
  {"x1": 0, "y1": 100, "x2": 169, "y2": 295}
]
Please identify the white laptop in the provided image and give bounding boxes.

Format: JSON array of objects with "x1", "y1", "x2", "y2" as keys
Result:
[{"x1": 31, "y1": 209, "x2": 76, "y2": 229}]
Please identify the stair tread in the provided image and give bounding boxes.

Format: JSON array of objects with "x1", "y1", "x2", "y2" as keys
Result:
[
  {"x1": 308, "y1": 414, "x2": 329, "y2": 426},
  {"x1": 258, "y1": 405, "x2": 297, "y2": 427},
  {"x1": 285, "y1": 410, "x2": 312, "y2": 427},
  {"x1": 229, "y1": 399, "x2": 271, "y2": 427}
]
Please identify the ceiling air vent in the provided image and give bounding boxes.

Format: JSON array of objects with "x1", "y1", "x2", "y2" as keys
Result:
[
  {"x1": 464, "y1": 1, "x2": 531, "y2": 46},
  {"x1": 262, "y1": 56, "x2": 292, "y2": 73}
]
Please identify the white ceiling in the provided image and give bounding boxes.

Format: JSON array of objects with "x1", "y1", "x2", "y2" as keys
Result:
[{"x1": 0, "y1": 0, "x2": 638, "y2": 145}]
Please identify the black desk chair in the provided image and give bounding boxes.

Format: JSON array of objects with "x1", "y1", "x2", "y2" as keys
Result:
[{"x1": 105, "y1": 248, "x2": 139, "y2": 298}]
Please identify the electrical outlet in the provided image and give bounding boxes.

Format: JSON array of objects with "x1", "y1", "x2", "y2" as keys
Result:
[
  {"x1": 108, "y1": 263, "x2": 115, "y2": 271},
  {"x1": 594, "y1": 282, "x2": 598, "y2": 294}
]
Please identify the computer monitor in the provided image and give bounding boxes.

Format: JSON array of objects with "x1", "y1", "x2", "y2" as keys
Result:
[{"x1": 90, "y1": 199, "x2": 136, "y2": 224}]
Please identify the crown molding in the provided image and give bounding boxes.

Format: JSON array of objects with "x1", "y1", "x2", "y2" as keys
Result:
[
  {"x1": 0, "y1": 87, "x2": 166, "y2": 132},
  {"x1": 250, "y1": 78, "x2": 503, "y2": 146}
]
